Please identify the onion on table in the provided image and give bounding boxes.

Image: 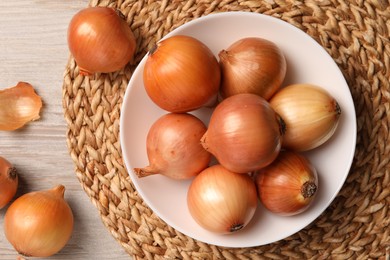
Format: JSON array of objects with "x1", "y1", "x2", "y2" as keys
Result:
[
  {"x1": 67, "y1": 6, "x2": 136, "y2": 76},
  {"x1": 0, "y1": 156, "x2": 18, "y2": 209},
  {"x1": 4, "y1": 185, "x2": 74, "y2": 257}
]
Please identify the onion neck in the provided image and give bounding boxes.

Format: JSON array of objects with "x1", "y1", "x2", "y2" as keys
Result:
[
  {"x1": 114, "y1": 9, "x2": 126, "y2": 20},
  {"x1": 218, "y1": 49, "x2": 229, "y2": 61},
  {"x1": 301, "y1": 181, "x2": 317, "y2": 198},
  {"x1": 7, "y1": 167, "x2": 17, "y2": 181},
  {"x1": 200, "y1": 134, "x2": 209, "y2": 151},
  {"x1": 52, "y1": 185, "x2": 66, "y2": 198},
  {"x1": 148, "y1": 44, "x2": 158, "y2": 56},
  {"x1": 134, "y1": 166, "x2": 157, "y2": 178}
]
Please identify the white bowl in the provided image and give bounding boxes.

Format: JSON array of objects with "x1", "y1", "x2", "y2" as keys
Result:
[{"x1": 120, "y1": 12, "x2": 357, "y2": 248}]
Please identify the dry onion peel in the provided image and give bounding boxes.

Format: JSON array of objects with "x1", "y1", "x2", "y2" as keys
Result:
[{"x1": 0, "y1": 82, "x2": 42, "y2": 131}]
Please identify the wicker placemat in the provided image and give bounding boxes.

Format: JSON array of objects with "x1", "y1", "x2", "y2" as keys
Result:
[{"x1": 62, "y1": 0, "x2": 390, "y2": 259}]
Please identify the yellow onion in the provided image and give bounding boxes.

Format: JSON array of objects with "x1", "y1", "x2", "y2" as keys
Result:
[
  {"x1": 134, "y1": 113, "x2": 211, "y2": 180},
  {"x1": 4, "y1": 185, "x2": 74, "y2": 257},
  {"x1": 68, "y1": 7, "x2": 136, "y2": 76},
  {"x1": 0, "y1": 156, "x2": 18, "y2": 209},
  {"x1": 201, "y1": 93, "x2": 285, "y2": 173},
  {"x1": 269, "y1": 83, "x2": 341, "y2": 151},
  {"x1": 143, "y1": 35, "x2": 221, "y2": 112},
  {"x1": 218, "y1": 37, "x2": 286, "y2": 100},
  {"x1": 187, "y1": 164, "x2": 258, "y2": 234},
  {"x1": 0, "y1": 82, "x2": 43, "y2": 131},
  {"x1": 255, "y1": 151, "x2": 318, "y2": 216}
]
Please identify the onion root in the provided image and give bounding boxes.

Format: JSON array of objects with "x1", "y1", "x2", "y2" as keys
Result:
[{"x1": 301, "y1": 181, "x2": 317, "y2": 198}]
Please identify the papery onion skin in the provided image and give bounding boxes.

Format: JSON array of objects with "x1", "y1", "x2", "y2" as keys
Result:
[
  {"x1": 269, "y1": 83, "x2": 341, "y2": 151},
  {"x1": 67, "y1": 7, "x2": 136, "y2": 75},
  {"x1": 0, "y1": 156, "x2": 18, "y2": 209},
  {"x1": 201, "y1": 93, "x2": 285, "y2": 173},
  {"x1": 219, "y1": 37, "x2": 286, "y2": 100},
  {"x1": 143, "y1": 35, "x2": 221, "y2": 113},
  {"x1": 0, "y1": 82, "x2": 43, "y2": 131},
  {"x1": 4, "y1": 185, "x2": 74, "y2": 257},
  {"x1": 187, "y1": 164, "x2": 258, "y2": 234},
  {"x1": 134, "y1": 113, "x2": 211, "y2": 180},
  {"x1": 255, "y1": 151, "x2": 318, "y2": 216}
]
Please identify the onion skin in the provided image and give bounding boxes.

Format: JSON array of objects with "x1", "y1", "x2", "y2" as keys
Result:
[
  {"x1": 201, "y1": 93, "x2": 285, "y2": 173},
  {"x1": 4, "y1": 185, "x2": 74, "y2": 257},
  {"x1": 134, "y1": 113, "x2": 211, "y2": 180},
  {"x1": 0, "y1": 156, "x2": 18, "y2": 209},
  {"x1": 187, "y1": 164, "x2": 258, "y2": 234},
  {"x1": 269, "y1": 83, "x2": 341, "y2": 151},
  {"x1": 219, "y1": 37, "x2": 286, "y2": 100},
  {"x1": 143, "y1": 35, "x2": 221, "y2": 113},
  {"x1": 67, "y1": 7, "x2": 136, "y2": 76},
  {"x1": 0, "y1": 82, "x2": 43, "y2": 131},
  {"x1": 255, "y1": 151, "x2": 318, "y2": 216}
]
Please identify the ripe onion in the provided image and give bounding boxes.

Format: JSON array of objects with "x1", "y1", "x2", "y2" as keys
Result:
[
  {"x1": 0, "y1": 82, "x2": 43, "y2": 131},
  {"x1": 187, "y1": 164, "x2": 258, "y2": 234},
  {"x1": 201, "y1": 93, "x2": 285, "y2": 173},
  {"x1": 255, "y1": 151, "x2": 318, "y2": 216},
  {"x1": 134, "y1": 113, "x2": 211, "y2": 180},
  {"x1": 269, "y1": 83, "x2": 341, "y2": 151},
  {"x1": 0, "y1": 156, "x2": 18, "y2": 209},
  {"x1": 67, "y1": 7, "x2": 136, "y2": 76},
  {"x1": 4, "y1": 185, "x2": 74, "y2": 257},
  {"x1": 218, "y1": 37, "x2": 286, "y2": 100},
  {"x1": 143, "y1": 35, "x2": 221, "y2": 112}
]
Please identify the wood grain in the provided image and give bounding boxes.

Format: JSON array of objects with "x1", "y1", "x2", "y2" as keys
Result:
[{"x1": 0, "y1": 1, "x2": 130, "y2": 259}]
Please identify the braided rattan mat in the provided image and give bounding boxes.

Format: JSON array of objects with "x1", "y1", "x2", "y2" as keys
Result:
[{"x1": 62, "y1": 0, "x2": 390, "y2": 259}]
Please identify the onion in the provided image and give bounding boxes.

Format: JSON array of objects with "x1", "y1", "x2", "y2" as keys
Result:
[
  {"x1": 201, "y1": 93, "x2": 285, "y2": 173},
  {"x1": 269, "y1": 83, "x2": 341, "y2": 151},
  {"x1": 0, "y1": 82, "x2": 43, "y2": 131},
  {"x1": 187, "y1": 164, "x2": 258, "y2": 234},
  {"x1": 218, "y1": 37, "x2": 286, "y2": 100},
  {"x1": 4, "y1": 185, "x2": 74, "y2": 257},
  {"x1": 67, "y1": 7, "x2": 136, "y2": 76},
  {"x1": 0, "y1": 156, "x2": 18, "y2": 209},
  {"x1": 143, "y1": 35, "x2": 221, "y2": 113},
  {"x1": 134, "y1": 113, "x2": 211, "y2": 180},
  {"x1": 255, "y1": 151, "x2": 318, "y2": 216}
]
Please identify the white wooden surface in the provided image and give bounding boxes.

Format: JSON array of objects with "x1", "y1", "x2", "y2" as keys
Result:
[{"x1": 0, "y1": 1, "x2": 131, "y2": 259}]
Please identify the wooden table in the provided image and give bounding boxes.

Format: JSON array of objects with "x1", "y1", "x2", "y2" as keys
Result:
[{"x1": 0, "y1": 1, "x2": 130, "y2": 259}]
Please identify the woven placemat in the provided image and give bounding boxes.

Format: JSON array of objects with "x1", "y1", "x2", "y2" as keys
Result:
[{"x1": 62, "y1": 0, "x2": 390, "y2": 259}]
